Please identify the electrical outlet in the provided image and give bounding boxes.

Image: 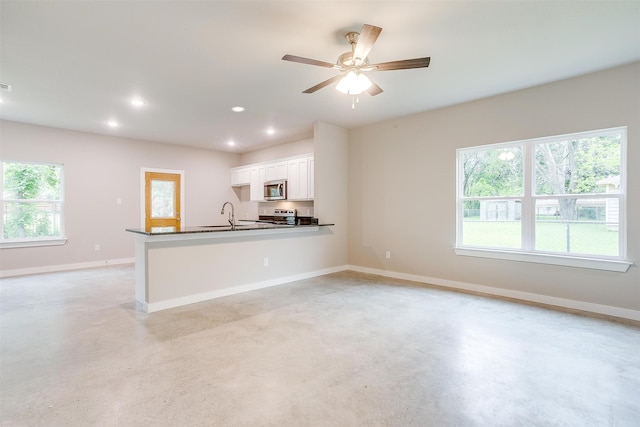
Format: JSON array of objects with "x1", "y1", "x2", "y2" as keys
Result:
[
  {"x1": 263, "y1": 257, "x2": 269, "y2": 267},
  {"x1": 95, "y1": 244, "x2": 101, "y2": 251},
  {"x1": 116, "y1": 198, "x2": 122, "y2": 205},
  {"x1": 385, "y1": 250, "x2": 391, "y2": 259}
]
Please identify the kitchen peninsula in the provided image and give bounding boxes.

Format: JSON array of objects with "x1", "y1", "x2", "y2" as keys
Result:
[{"x1": 126, "y1": 221, "x2": 333, "y2": 313}]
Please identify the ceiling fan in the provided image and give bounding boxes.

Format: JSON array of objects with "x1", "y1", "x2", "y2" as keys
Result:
[{"x1": 282, "y1": 24, "x2": 431, "y2": 103}]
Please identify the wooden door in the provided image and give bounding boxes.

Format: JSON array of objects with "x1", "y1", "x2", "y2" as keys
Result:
[{"x1": 145, "y1": 172, "x2": 181, "y2": 231}]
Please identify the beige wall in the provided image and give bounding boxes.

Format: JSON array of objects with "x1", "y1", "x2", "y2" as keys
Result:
[
  {"x1": 3, "y1": 62, "x2": 637, "y2": 315},
  {"x1": 0, "y1": 121, "x2": 239, "y2": 272},
  {"x1": 314, "y1": 122, "x2": 349, "y2": 266},
  {"x1": 0, "y1": 120, "x2": 348, "y2": 278},
  {"x1": 348, "y1": 62, "x2": 640, "y2": 312}
]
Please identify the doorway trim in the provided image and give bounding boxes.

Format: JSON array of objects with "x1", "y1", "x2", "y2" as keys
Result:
[{"x1": 140, "y1": 167, "x2": 185, "y2": 228}]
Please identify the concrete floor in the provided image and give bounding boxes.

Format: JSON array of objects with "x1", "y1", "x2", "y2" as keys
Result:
[{"x1": 1, "y1": 265, "x2": 639, "y2": 426}]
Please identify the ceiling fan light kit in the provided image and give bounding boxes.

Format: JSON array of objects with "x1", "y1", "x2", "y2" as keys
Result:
[
  {"x1": 282, "y1": 24, "x2": 431, "y2": 108},
  {"x1": 335, "y1": 70, "x2": 371, "y2": 95}
]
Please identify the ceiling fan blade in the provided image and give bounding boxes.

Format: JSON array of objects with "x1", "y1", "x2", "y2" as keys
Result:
[
  {"x1": 372, "y1": 57, "x2": 431, "y2": 71},
  {"x1": 302, "y1": 75, "x2": 343, "y2": 94},
  {"x1": 282, "y1": 54, "x2": 335, "y2": 68},
  {"x1": 352, "y1": 24, "x2": 382, "y2": 64},
  {"x1": 367, "y1": 81, "x2": 383, "y2": 96}
]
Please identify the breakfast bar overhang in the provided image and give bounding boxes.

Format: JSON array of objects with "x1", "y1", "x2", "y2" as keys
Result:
[{"x1": 126, "y1": 223, "x2": 334, "y2": 313}]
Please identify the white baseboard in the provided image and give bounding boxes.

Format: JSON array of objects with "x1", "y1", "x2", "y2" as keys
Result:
[
  {"x1": 347, "y1": 265, "x2": 640, "y2": 322},
  {"x1": 0, "y1": 258, "x2": 135, "y2": 278},
  {"x1": 5, "y1": 260, "x2": 636, "y2": 322},
  {"x1": 145, "y1": 265, "x2": 349, "y2": 313}
]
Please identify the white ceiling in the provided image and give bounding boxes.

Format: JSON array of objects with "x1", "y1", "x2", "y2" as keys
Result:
[{"x1": 1, "y1": 1, "x2": 639, "y2": 153}]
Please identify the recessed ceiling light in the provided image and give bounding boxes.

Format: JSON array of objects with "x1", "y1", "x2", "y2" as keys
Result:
[
  {"x1": 107, "y1": 120, "x2": 119, "y2": 128},
  {"x1": 130, "y1": 98, "x2": 145, "y2": 107},
  {"x1": 231, "y1": 106, "x2": 244, "y2": 112},
  {"x1": 266, "y1": 128, "x2": 275, "y2": 135},
  {"x1": 227, "y1": 140, "x2": 235, "y2": 146}
]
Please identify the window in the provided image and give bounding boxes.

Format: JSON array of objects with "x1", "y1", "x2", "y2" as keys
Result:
[
  {"x1": 1, "y1": 161, "x2": 65, "y2": 248},
  {"x1": 456, "y1": 127, "x2": 629, "y2": 272}
]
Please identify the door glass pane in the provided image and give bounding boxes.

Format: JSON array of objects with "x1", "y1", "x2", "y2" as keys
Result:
[
  {"x1": 151, "y1": 180, "x2": 175, "y2": 218},
  {"x1": 151, "y1": 226, "x2": 176, "y2": 233}
]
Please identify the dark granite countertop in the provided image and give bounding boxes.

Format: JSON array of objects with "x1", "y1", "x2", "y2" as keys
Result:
[{"x1": 126, "y1": 221, "x2": 332, "y2": 236}]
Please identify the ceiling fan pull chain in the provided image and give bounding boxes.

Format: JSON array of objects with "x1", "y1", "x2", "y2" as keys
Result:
[{"x1": 351, "y1": 95, "x2": 361, "y2": 109}]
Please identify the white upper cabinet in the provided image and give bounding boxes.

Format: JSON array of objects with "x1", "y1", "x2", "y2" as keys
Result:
[
  {"x1": 308, "y1": 157, "x2": 314, "y2": 200},
  {"x1": 230, "y1": 154, "x2": 313, "y2": 201},
  {"x1": 265, "y1": 161, "x2": 288, "y2": 182},
  {"x1": 249, "y1": 165, "x2": 265, "y2": 201},
  {"x1": 230, "y1": 166, "x2": 250, "y2": 186},
  {"x1": 287, "y1": 157, "x2": 309, "y2": 200}
]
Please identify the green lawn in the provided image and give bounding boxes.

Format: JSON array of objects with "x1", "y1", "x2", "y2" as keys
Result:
[{"x1": 463, "y1": 220, "x2": 619, "y2": 256}]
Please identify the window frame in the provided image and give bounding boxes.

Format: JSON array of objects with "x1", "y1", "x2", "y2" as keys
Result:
[
  {"x1": 455, "y1": 127, "x2": 631, "y2": 272},
  {"x1": 1, "y1": 160, "x2": 67, "y2": 249}
]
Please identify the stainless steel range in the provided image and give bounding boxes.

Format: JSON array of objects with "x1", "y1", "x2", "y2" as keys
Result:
[
  {"x1": 274, "y1": 209, "x2": 297, "y2": 225},
  {"x1": 259, "y1": 209, "x2": 297, "y2": 225}
]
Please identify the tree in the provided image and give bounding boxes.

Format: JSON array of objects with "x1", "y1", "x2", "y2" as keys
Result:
[
  {"x1": 3, "y1": 162, "x2": 61, "y2": 238},
  {"x1": 535, "y1": 136, "x2": 620, "y2": 220},
  {"x1": 463, "y1": 147, "x2": 523, "y2": 197},
  {"x1": 462, "y1": 135, "x2": 620, "y2": 222}
]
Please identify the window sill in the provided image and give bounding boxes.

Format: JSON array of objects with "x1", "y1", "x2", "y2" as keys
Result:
[
  {"x1": 1, "y1": 238, "x2": 68, "y2": 249},
  {"x1": 453, "y1": 247, "x2": 632, "y2": 272}
]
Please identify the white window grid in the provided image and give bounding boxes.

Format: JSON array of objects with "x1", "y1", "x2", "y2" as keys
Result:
[{"x1": 456, "y1": 126, "x2": 627, "y2": 261}]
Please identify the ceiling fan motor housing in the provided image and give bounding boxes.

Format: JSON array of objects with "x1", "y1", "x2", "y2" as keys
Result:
[{"x1": 337, "y1": 51, "x2": 369, "y2": 68}]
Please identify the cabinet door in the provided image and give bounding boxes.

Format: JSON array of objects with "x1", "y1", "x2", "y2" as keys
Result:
[
  {"x1": 264, "y1": 164, "x2": 276, "y2": 182},
  {"x1": 287, "y1": 158, "x2": 309, "y2": 200},
  {"x1": 287, "y1": 161, "x2": 300, "y2": 200},
  {"x1": 308, "y1": 157, "x2": 314, "y2": 199},
  {"x1": 265, "y1": 161, "x2": 288, "y2": 181},
  {"x1": 298, "y1": 159, "x2": 308, "y2": 200},
  {"x1": 250, "y1": 166, "x2": 265, "y2": 201},
  {"x1": 276, "y1": 162, "x2": 288, "y2": 180},
  {"x1": 230, "y1": 167, "x2": 250, "y2": 186}
]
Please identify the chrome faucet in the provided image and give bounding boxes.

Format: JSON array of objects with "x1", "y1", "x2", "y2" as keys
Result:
[{"x1": 220, "y1": 202, "x2": 235, "y2": 230}]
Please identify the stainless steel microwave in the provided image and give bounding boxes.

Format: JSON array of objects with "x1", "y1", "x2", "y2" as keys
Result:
[{"x1": 264, "y1": 180, "x2": 287, "y2": 201}]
